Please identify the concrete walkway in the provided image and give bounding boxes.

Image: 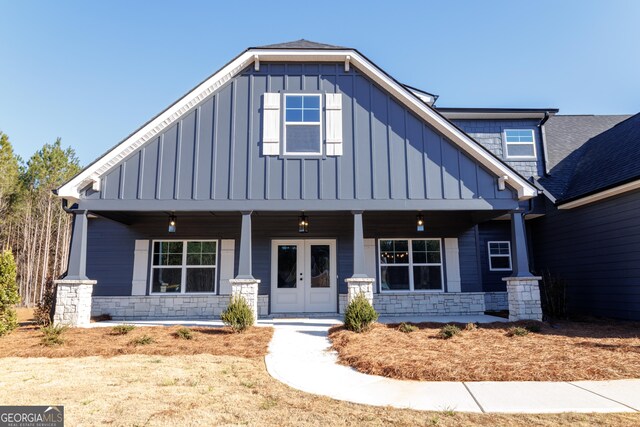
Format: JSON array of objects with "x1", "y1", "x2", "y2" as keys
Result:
[{"x1": 264, "y1": 316, "x2": 640, "y2": 414}]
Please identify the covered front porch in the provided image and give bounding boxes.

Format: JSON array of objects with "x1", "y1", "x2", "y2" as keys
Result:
[{"x1": 54, "y1": 207, "x2": 542, "y2": 324}]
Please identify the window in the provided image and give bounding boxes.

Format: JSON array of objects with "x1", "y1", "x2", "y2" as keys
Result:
[
  {"x1": 151, "y1": 240, "x2": 217, "y2": 294},
  {"x1": 504, "y1": 129, "x2": 536, "y2": 159},
  {"x1": 488, "y1": 241, "x2": 512, "y2": 271},
  {"x1": 379, "y1": 239, "x2": 443, "y2": 291},
  {"x1": 284, "y1": 94, "x2": 322, "y2": 155}
]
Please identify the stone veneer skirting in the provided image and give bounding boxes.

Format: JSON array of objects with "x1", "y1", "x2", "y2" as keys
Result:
[
  {"x1": 95, "y1": 292, "x2": 506, "y2": 319},
  {"x1": 92, "y1": 295, "x2": 269, "y2": 320},
  {"x1": 484, "y1": 291, "x2": 508, "y2": 311},
  {"x1": 340, "y1": 292, "x2": 487, "y2": 315}
]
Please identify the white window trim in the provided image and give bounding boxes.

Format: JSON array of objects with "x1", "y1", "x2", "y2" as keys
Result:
[
  {"x1": 503, "y1": 129, "x2": 537, "y2": 160},
  {"x1": 149, "y1": 239, "x2": 219, "y2": 295},
  {"x1": 488, "y1": 240, "x2": 512, "y2": 272},
  {"x1": 283, "y1": 93, "x2": 323, "y2": 156},
  {"x1": 378, "y1": 238, "x2": 444, "y2": 292}
]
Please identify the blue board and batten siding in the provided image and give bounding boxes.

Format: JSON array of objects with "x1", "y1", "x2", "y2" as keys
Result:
[
  {"x1": 84, "y1": 63, "x2": 516, "y2": 211},
  {"x1": 532, "y1": 190, "x2": 640, "y2": 320}
]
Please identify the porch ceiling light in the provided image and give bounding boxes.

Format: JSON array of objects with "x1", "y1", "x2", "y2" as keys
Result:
[
  {"x1": 298, "y1": 213, "x2": 309, "y2": 233},
  {"x1": 168, "y1": 214, "x2": 177, "y2": 233},
  {"x1": 417, "y1": 213, "x2": 425, "y2": 232}
]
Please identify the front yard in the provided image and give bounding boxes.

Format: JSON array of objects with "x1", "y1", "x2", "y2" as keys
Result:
[
  {"x1": 1, "y1": 310, "x2": 639, "y2": 426},
  {"x1": 329, "y1": 320, "x2": 640, "y2": 382}
]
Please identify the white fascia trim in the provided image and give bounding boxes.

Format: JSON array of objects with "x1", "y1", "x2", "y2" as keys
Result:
[
  {"x1": 58, "y1": 48, "x2": 537, "y2": 200},
  {"x1": 441, "y1": 112, "x2": 549, "y2": 120},
  {"x1": 558, "y1": 179, "x2": 640, "y2": 209}
]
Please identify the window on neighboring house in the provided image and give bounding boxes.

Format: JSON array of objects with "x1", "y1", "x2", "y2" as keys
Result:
[
  {"x1": 488, "y1": 241, "x2": 512, "y2": 271},
  {"x1": 379, "y1": 239, "x2": 443, "y2": 291},
  {"x1": 151, "y1": 240, "x2": 217, "y2": 294},
  {"x1": 284, "y1": 94, "x2": 322, "y2": 155},
  {"x1": 504, "y1": 129, "x2": 536, "y2": 159}
]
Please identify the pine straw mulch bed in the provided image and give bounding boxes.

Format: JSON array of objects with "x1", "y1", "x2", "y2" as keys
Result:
[
  {"x1": 329, "y1": 320, "x2": 640, "y2": 382},
  {"x1": 0, "y1": 324, "x2": 273, "y2": 359}
]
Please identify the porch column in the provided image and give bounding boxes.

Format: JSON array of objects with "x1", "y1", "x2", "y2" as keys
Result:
[
  {"x1": 345, "y1": 211, "x2": 374, "y2": 310},
  {"x1": 54, "y1": 210, "x2": 97, "y2": 327},
  {"x1": 229, "y1": 211, "x2": 260, "y2": 321},
  {"x1": 503, "y1": 211, "x2": 542, "y2": 321}
]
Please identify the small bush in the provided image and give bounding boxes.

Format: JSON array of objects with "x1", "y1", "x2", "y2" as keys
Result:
[
  {"x1": 41, "y1": 324, "x2": 67, "y2": 346},
  {"x1": 397, "y1": 322, "x2": 417, "y2": 333},
  {"x1": 221, "y1": 296, "x2": 254, "y2": 333},
  {"x1": 34, "y1": 276, "x2": 56, "y2": 326},
  {"x1": 344, "y1": 293, "x2": 378, "y2": 333},
  {"x1": 437, "y1": 324, "x2": 461, "y2": 339},
  {"x1": 540, "y1": 269, "x2": 567, "y2": 320},
  {"x1": 0, "y1": 250, "x2": 20, "y2": 336},
  {"x1": 174, "y1": 327, "x2": 193, "y2": 340},
  {"x1": 130, "y1": 335, "x2": 155, "y2": 346},
  {"x1": 524, "y1": 322, "x2": 542, "y2": 333},
  {"x1": 111, "y1": 324, "x2": 136, "y2": 335},
  {"x1": 506, "y1": 326, "x2": 529, "y2": 337},
  {"x1": 464, "y1": 322, "x2": 477, "y2": 331}
]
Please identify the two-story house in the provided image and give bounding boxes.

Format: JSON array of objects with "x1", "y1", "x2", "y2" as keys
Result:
[{"x1": 51, "y1": 40, "x2": 639, "y2": 325}]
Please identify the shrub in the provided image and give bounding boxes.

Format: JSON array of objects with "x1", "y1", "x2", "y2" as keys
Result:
[
  {"x1": 41, "y1": 324, "x2": 67, "y2": 346},
  {"x1": 437, "y1": 324, "x2": 461, "y2": 339},
  {"x1": 111, "y1": 324, "x2": 136, "y2": 335},
  {"x1": 175, "y1": 327, "x2": 193, "y2": 340},
  {"x1": 524, "y1": 322, "x2": 542, "y2": 333},
  {"x1": 506, "y1": 326, "x2": 529, "y2": 337},
  {"x1": 34, "y1": 276, "x2": 56, "y2": 326},
  {"x1": 464, "y1": 322, "x2": 477, "y2": 331},
  {"x1": 397, "y1": 322, "x2": 417, "y2": 333},
  {"x1": 221, "y1": 296, "x2": 254, "y2": 333},
  {"x1": 539, "y1": 269, "x2": 567, "y2": 320},
  {"x1": 344, "y1": 293, "x2": 378, "y2": 333},
  {"x1": 0, "y1": 250, "x2": 20, "y2": 336},
  {"x1": 130, "y1": 335, "x2": 155, "y2": 346}
]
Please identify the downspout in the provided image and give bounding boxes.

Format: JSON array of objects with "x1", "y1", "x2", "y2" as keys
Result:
[{"x1": 538, "y1": 112, "x2": 551, "y2": 176}]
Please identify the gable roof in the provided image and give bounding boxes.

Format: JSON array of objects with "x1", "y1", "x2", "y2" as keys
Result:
[
  {"x1": 538, "y1": 114, "x2": 633, "y2": 200},
  {"x1": 255, "y1": 39, "x2": 347, "y2": 49},
  {"x1": 56, "y1": 41, "x2": 538, "y2": 201}
]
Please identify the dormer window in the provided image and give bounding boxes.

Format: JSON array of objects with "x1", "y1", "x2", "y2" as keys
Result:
[
  {"x1": 284, "y1": 94, "x2": 322, "y2": 155},
  {"x1": 504, "y1": 129, "x2": 536, "y2": 159}
]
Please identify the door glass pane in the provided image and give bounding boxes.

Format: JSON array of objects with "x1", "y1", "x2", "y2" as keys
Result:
[
  {"x1": 310, "y1": 245, "x2": 330, "y2": 288},
  {"x1": 277, "y1": 245, "x2": 297, "y2": 288}
]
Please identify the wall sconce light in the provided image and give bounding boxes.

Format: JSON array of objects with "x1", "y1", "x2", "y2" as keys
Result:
[
  {"x1": 298, "y1": 213, "x2": 309, "y2": 233},
  {"x1": 416, "y1": 213, "x2": 425, "y2": 232},
  {"x1": 168, "y1": 215, "x2": 177, "y2": 233}
]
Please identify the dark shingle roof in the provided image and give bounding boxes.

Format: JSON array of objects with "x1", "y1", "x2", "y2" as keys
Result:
[
  {"x1": 254, "y1": 39, "x2": 348, "y2": 49},
  {"x1": 561, "y1": 113, "x2": 640, "y2": 201},
  {"x1": 539, "y1": 115, "x2": 632, "y2": 199}
]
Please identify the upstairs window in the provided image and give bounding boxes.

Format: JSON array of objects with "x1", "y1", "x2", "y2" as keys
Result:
[
  {"x1": 284, "y1": 94, "x2": 322, "y2": 155},
  {"x1": 504, "y1": 129, "x2": 536, "y2": 159},
  {"x1": 488, "y1": 241, "x2": 512, "y2": 271}
]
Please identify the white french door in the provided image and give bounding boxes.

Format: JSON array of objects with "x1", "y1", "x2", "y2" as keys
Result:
[{"x1": 270, "y1": 239, "x2": 337, "y2": 313}]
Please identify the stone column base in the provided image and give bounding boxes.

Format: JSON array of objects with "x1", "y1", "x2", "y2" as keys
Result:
[
  {"x1": 230, "y1": 278, "x2": 260, "y2": 322},
  {"x1": 345, "y1": 277, "x2": 375, "y2": 306},
  {"x1": 53, "y1": 279, "x2": 97, "y2": 327},
  {"x1": 503, "y1": 276, "x2": 543, "y2": 321}
]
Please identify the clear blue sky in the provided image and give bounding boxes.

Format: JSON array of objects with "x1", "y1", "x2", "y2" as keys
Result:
[{"x1": 2, "y1": 0, "x2": 639, "y2": 165}]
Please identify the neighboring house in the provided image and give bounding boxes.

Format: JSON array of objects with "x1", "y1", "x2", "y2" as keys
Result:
[{"x1": 50, "y1": 40, "x2": 636, "y2": 325}]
